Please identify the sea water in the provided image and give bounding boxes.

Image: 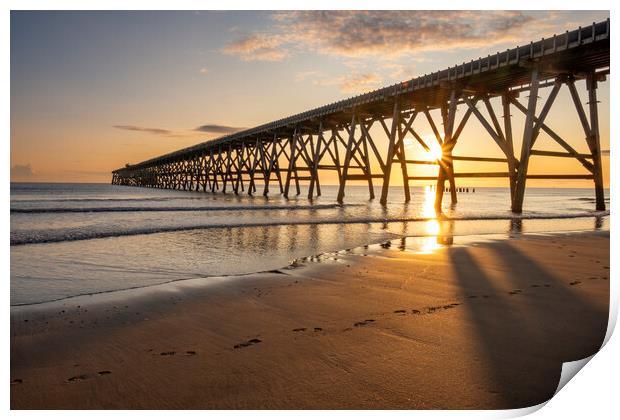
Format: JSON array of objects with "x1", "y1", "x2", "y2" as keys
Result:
[{"x1": 10, "y1": 183, "x2": 609, "y2": 305}]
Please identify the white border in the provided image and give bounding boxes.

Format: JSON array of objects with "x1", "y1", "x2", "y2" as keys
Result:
[{"x1": 4, "y1": 1, "x2": 617, "y2": 419}]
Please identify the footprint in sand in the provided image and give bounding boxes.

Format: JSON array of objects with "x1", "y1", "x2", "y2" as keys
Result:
[
  {"x1": 185, "y1": 351, "x2": 197, "y2": 356},
  {"x1": 508, "y1": 289, "x2": 523, "y2": 295},
  {"x1": 393, "y1": 309, "x2": 407, "y2": 314},
  {"x1": 67, "y1": 374, "x2": 89, "y2": 383},
  {"x1": 353, "y1": 319, "x2": 375, "y2": 327},
  {"x1": 160, "y1": 351, "x2": 176, "y2": 356},
  {"x1": 233, "y1": 338, "x2": 262, "y2": 349},
  {"x1": 98, "y1": 371, "x2": 111, "y2": 376},
  {"x1": 11, "y1": 379, "x2": 23, "y2": 385},
  {"x1": 313, "y1": 327, "x2": 323, "y2": 332},
  {"x1": 569, "y1": 281, "x2": 582, "y2": 286},
  {"x1": 398, "y1": 303, "x2": 463, "y2": 318},
  {"x1": 292, "y1": 327, "x2": 307, "y2": 332}
]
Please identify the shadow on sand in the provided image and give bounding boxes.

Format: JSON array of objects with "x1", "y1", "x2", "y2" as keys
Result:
[{"x1": 448, "y1": 239, "x2": 608, "y2": 409}]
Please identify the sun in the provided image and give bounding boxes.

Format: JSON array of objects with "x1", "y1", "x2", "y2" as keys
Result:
[{"x1": 426, "y1": 142, "x2": 443, "y2": 161}]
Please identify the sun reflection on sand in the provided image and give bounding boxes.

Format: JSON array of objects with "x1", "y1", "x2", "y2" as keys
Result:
[{"x1": 420, "y1": 223, "x2": 442, "y2": 253}]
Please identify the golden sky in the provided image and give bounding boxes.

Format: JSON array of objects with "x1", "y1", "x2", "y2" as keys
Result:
[{"x1": 10, "y1": 10, "x2": 610, "y2": 187}]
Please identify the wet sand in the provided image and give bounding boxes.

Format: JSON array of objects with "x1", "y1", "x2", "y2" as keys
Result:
[{"x1": 10, "y1": 231, "x2": 609, "y2": 409}]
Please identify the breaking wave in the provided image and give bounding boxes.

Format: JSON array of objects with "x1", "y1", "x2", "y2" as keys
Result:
[
  {"x1": 10, "y1": 210, "x2": 609, "y2": 246},
  {"x1": 11, "y1": 203, "x2": 355, "y2": 214}
]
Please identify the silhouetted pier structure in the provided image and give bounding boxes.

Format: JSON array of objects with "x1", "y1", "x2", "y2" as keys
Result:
[{"x1": 112, "y1": 20, "x2": 609, "y2": 213}]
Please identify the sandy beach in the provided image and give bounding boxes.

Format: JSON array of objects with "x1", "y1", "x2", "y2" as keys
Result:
[{"x1": 10, "y1": 230, "x2": 609, "y2": 409}]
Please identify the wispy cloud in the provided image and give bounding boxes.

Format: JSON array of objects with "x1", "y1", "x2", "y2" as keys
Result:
[
  {"x1": 194, "y1": 124, "x2": 245, "y2": 134},
  {"x1": 11, "y1": 163, "x2": 34, "y2": 178},
  {"x1": 313, "y1": 73, "x2": 383, "y2": 94},
  {"x1": 114, "y1": 123, "x2": 245, "y2": 139},
  {"x1": 112, "y1": 125, "x2": 185, "y2": 137},
  {"x1": 222, "y1": 11, "x2": 543, "y2": 63},
  {"x1": 221, "y1": 33, "x2": 290, "y2": 61},
  {"x1": 381, "y1": 63, "x2": 417, "y2": 80}
]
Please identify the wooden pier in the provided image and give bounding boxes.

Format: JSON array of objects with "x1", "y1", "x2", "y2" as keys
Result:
[{"x1": 112, "y1": 20, "x2": 610, "y2": 213}]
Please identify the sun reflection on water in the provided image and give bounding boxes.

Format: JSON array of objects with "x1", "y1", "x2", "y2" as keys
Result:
[
  {"x1": 422, "y1": 185, "x2": 437, "y2": 218},
  {"x1": 412, "y1": 187, "x2": 455, "y2": 254}
]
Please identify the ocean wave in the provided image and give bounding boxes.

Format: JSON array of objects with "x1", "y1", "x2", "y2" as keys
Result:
[
  {"x1": 11, "y1": 197, "x2": 174, "y2": 204},
  {"x1": 571, "y1": 197, "x2": 611, "y2": 202},
  {"x1": 10, "y1": 203, "x2": 354, "y2": 214},
  {"x1": 10, "y1": 211, "x2": 609, "y2": 246}
]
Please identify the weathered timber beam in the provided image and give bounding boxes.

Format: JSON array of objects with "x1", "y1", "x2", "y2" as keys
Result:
[
  {"x1": 397, "y1": 159, "x2": 438, "y2": 165},
  {"x1": 530, "y1": 150, "x2": 592, "y2": 158},
  {"x1": 509, "y1": 97, "x2": 594, "y2": 172},
  {"x1": 453, "y1": 172, "x2": 511, "y2": 178},
  {"x1": 526, "y1": 174, "x2": 594, "y2": 179},
  {"x1": 451, "y1": 156, "x2": 509, "y2": 163}
]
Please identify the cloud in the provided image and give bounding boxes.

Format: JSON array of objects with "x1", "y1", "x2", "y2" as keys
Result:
[
  {"x1": 199, "y1": 67, "x2": 209, "y2": 75},
  {"x1": 313, "y1": 73, "x2": 383, "y2": 94},
  {"x1": 295, "y1": 70, "x2": 322, "y2": 82},
  {"x1": 381, "y1": 63, "x2": 417, "y2": 80},
  {"x1": 11, "y1": 163, "x2": 34, "y2": 178},
  {"x1": 112, "y1": 125, "x2": 186, "y2": 138},
  {"x1": 221, "y1": 33, "x2": 290, "y2": 61},
  {"x1": 222, "y1": 11, "x2": 541, "y2": 62},
  {"x1": 195, "y1": 124, "x2": 245, "y2": 134},
  {"x1": 114, "y1": 123, "x2": 246, "y2": 139},
  {"x1": 114, "y1": 125, "x2": 175, "y2": 136}
]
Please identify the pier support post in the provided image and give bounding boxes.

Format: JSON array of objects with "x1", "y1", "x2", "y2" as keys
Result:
[
  {"x1": 443, "y1": 96, "x2": 458, "y2": 205},
  {"x1": 380, "y1": 100, "x2": 400, "y2": 205},
  {"x1": 263, "y1": 134, "x2": 277, "y2": 196},
  {"x1": 587, "y1": 73, "x2": 606, "y2": 211},
  {"x1": 434, "y1": 90, "x2": 457, "y2": 212},
  {"x1": 308, "y1": 122, "x2": 323, "y2": 199},
  {"x1": 337, "y1": 112, "x2": 357, "y2": 203},
  {"x1": 396, "y1": 118, "x2": 411, "y2": 202},
  {"x1": 284, "y1": 129, "x2": 298, "y2": 198},
  {"x1": 359, "y1": 116, "x2": 375, "y2": 199},
  {"x1": 512, "y1": 67, "x2": 540, "y2": 213},
  {"x1": 501, "y1": 93, "x2": 517, "y2": 206},
  {"x1": 233, "y1": 146, "x2": 242, "y2": 195},
  {"x1": 222, "y1": 145, "x2": 233, "y2": 193}
]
